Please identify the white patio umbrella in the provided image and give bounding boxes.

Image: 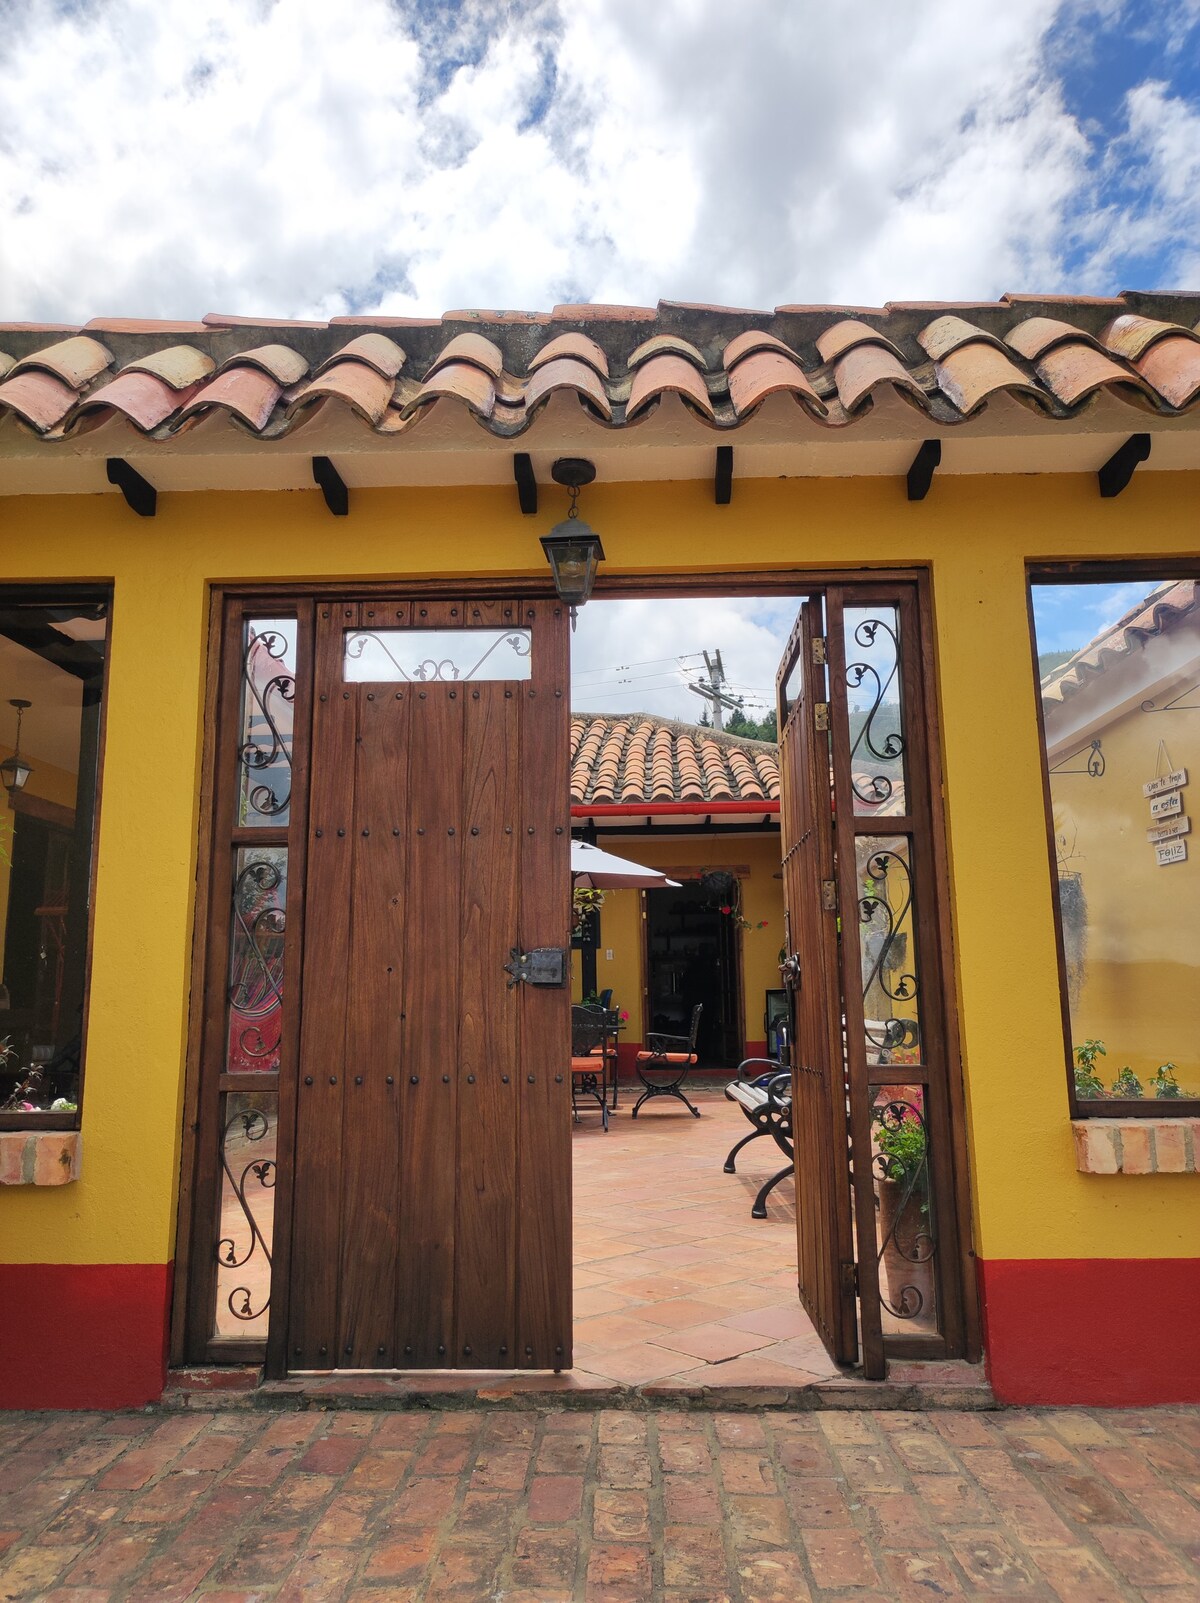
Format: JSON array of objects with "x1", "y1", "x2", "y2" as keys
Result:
[{"x1": 570, "y1": 839, "x2": 680, "y2": 889}]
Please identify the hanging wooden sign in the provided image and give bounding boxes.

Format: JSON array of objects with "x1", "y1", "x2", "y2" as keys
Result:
[
  {"x1": 1144, "y1": 768, "x2": 1188, "y2": 798},
  {"x1": 1156, "y1": 839, "x2": 1188, "y2": 866},
  {"x1": 1147, "y1": 816, "x2": 1192, "y2": 843},
  {"x1": 1150, "y1": 791, "x2": 1184, "y2": 819}
]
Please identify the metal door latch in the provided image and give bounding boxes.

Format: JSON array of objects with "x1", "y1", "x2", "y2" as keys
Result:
[{"x1": 503, "y1": 947, "x2": 568, "y2": 988}]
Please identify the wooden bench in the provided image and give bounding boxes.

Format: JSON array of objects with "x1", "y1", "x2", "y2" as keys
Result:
[{"x1": 723, "y1": 1059, "x2": 793, "y2": 1218}]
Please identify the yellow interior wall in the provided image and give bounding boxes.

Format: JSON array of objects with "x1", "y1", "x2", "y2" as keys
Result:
[
  {"x1": 1050, "y1": 698, "x2": 1200, "y2": 1093},
  {"x1": 1, "y1": 470, "x2": 1198, "y2": 1270},
  {"x1": 0, "y1": 749, "x2": 79, "y2": 979}
]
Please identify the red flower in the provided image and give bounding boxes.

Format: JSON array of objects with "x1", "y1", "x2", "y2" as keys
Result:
[{"x1": 720, "y1": 904, "x2": 731, "y2": 914}]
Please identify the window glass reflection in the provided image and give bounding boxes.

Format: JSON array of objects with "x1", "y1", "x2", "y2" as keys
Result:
[
  {"x1": 1032, "y1": 577, "x2": 1200, "y2": 1102},
  {"x1": 0, "y1": 593, "x2": 108, "y2": 1119}
]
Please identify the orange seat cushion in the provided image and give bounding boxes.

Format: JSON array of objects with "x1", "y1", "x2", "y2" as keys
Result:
[
  {"x1": 635, "y1": 1052, "x2": 696, "y2": 1065},
  {"x1": 570, "y1": 1057, "x2": 604, "y2": 1072}
]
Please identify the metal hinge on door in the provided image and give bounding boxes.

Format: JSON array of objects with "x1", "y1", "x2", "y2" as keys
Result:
[
  {"x1": 811, "y1": 635, "x2": 827, "y2": 666},
  {"x1": 814, "y1": 702, "x2": 830, "y2": 731},
  {"x1": 840, "y1": 1261, "x2": 859, "y2": 1297},
  {"x1": 821, "y1": 879, "x2": 838, "y2": 912}
]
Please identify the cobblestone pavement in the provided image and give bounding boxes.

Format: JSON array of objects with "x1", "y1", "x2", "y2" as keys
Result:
[{"x1": 1, "y1": 1405, "x2": 1198, "y2": 1601}]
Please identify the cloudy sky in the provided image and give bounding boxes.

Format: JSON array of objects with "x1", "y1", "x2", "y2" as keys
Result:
[
  {"x1": 2, "y1": 0, "x2": 1198, "y2": 322},
  {"x1": 1, "y1": 0, "x2": 1195, "y2": 721}
]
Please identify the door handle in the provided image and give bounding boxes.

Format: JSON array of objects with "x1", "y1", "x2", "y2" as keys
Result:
[{"x1": 780, "y1": 953, "x2": 801, "y2": 990}]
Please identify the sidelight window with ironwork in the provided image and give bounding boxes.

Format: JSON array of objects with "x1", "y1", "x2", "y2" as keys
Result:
[{"x1": 176, "y1": 601, "x2": 309, "y2": 1362}]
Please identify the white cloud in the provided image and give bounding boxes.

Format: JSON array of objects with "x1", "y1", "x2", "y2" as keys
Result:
[{"x1": 5, "y1": 0, "x2": 1188, "y2": 323}]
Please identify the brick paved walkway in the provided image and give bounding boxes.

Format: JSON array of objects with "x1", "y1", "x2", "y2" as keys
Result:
[{"x1": 1, "y1": 1406, "x2": 1198, "y2": 1600}]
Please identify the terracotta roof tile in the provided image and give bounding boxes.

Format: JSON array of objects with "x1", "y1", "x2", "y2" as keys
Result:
[
  {"x1": 919, "y1": 316, "x2": 1015, "y2": 363},
  {"x1": 215, "y1": 343, "x2": 308, "y2": 385},
  {"x1": 202, "y1": 313, "x2": 326, "y2": 329},
  {"x1": 528, "y1": 332, "x2": 609, "y2": 378},
  {"x1": 178, "y1": 366, "x2": 284, "y2": 433},
  {"x1": 0, "y1": 369, "x2": 81, "y2": 432},
  {"x1": 312, "y1": 332, "x2": 406, "y2": 380},
  {"x1": 627, "y1": 353, "x2": 714, "y2": 420},
  {"x1": 427, "y1": 331, "x2": 504, "y2": 379},
  {"x1": 407, "y1": 361, "x2": 496, "y2": 419},
  {"x1": 288, "y1": 361, "x2": 396, "y2": 427},
  {"x1": 815, "y1": 319, "x2": 907, "y2": 366},
  {"x1": 628, "y1": 333, "x2": 707, "y2": 370},
  {"x1": 1135, "y1": 335, "x2": 1200, "y2": 409},
  {"x1": 123, "y1": 345, "x2": 215, "y2": 388},
  {"x1": 552, "y1": 303, "x2": 658, "y2": 321},
  {"x1": 523, "y1": 356, "x2": 612, "y2": 420},
  {"x1": 1005, "y1": 316, "x2": 1104, "y2": 361},
  {"x1": 924, "y1": 338, "x2": 1043, "y2": 415},
  {"x1": 1100, "y1": 314, "x2": 1192, "y2": 362},
  {"x1": 3, "y1": 293, "x2": 1200, "y2": 448},
  {"x1": 1032, "y1": 342, "x2": 1152, "y2": 407},
  {"x1": 74, "y1": 370, "x2": 201, "y2": 432},
  {"x1": 830, "y1": 343, "x2": 924, "y2": 412},
  {"x1": 722, "y1": 329, "x2": 799, "y2": 367},
  {"x1": 728, "y1": 349, "x2": 826, "y2": 417},
  {"x1": 563, "y1": 718, "x2": 772, "y2": 807},
  {"x1": 12, "y1": 335, "x2": 113, "y2": 387}
]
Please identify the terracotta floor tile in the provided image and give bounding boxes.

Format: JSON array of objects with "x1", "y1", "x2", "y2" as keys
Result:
[
  {"x1": 630, "y1": 1297, "x2": 732, "y2": 1329},
  {"x1": 722, "y1": 1303, "x2": 817, "y2": 1339},
  {"x1": 578, "y1": 1344, "x2": 708, "y2": 1386},
  {"x1": 653, "y1": 1323, "x2": 778, "y2": 1363}
]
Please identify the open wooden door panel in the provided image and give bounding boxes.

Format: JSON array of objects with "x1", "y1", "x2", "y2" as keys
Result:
[{"x1": 775, "y1": 596, "x2": 858, "y2": 1367}]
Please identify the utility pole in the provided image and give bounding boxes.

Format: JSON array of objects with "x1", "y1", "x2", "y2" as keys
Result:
[{"x1": 687, "y1": 648, "x2": 739, "y2": 730}]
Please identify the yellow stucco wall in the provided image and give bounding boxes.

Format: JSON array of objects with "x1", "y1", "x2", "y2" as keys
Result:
[
  {"x1": 2, "y1": 470, "x2": 1199, "y2": 1272},
  {"x1": 572, "y1": 832, "x2": 785, "y2": 1047}
]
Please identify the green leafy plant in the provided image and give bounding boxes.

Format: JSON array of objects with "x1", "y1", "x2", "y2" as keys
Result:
[
  {"x1": 875, "y1": 1107, "x2": 928, "y2": 1207},
  {"x1": 571, "y1": 885, "x2": 605, "y2": 935},
  {"x1": 1073, "y1": 1038, "x2": 1107, "y2": 1099},
  {"x1": 1112, "y1": 1066, "x2": 1144, "y2": 1099},
  {"x1": 1151, "y1": 1063, "x2": 1183, "y2": 1100}
]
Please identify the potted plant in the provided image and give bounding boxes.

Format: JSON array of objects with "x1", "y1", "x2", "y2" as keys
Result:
[{"x1": 874, "y1": 1099, "x2": 935, "y2": 1321}]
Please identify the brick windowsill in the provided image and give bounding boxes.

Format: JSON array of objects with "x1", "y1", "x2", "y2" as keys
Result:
[
  {"x1": 1073, "y1": 1119, "x2": 1198, "y2": 1174},
  {"x1": 0, "y1": 1130, "x2": 81, "y2": 1185}
]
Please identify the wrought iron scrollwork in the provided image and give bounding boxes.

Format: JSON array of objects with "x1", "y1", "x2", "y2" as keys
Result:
[
  {"x1": 873, "y1": 1098, "x2": 935, "y2": 1320},
  {"x1": 344, "y1": 628, "x2": 531, "y2": 682},
  {"x1": 228, "y1": 858, "x2": 286, "y2": 1072},
  {"x1": 846, "y1": 616, "x2": 905, "y2": 807},
  {"x1": 859, "y1": 849, "x2": 919, "y2": 1059},
  {"x1": 239, "y1": 628, "x2": 295, "y2": 819},
  {"x1": 216, "y1": 1105, "x2": 276, "y2": 1322},
  {"x1": 1048, "y1": 738, "x2": 1105, "y2": 778}
]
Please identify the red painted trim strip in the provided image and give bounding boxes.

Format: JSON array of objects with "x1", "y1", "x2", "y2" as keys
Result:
[
  {"x1": 978, "y1": 1257, "x2": 1200, "y2": 1406},
  {"x1": 572, "y1": 800, "x2": 779, "y2": 817},
  {"x1": 0, "y1": 1263, "x2": 172, "y2": 1410}
]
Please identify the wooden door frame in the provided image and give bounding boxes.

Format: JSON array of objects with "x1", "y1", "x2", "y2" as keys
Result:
[
  {"x1": 173, "y1": 565, "x2": 980, "y2": 1372},
  {"x1": 174, "y1": 579, "x2": 573, "y2": 1372}
]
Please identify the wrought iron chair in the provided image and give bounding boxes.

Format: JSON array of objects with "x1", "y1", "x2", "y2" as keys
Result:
[
  {"x1": 570, "y1": 1004, "x2": 609, "y2": 1130},
  {"x1": 631, "y1": 1004, "x2": 703, "y2": 1119}
]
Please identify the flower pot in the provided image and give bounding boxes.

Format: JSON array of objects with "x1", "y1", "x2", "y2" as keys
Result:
[{"x1": 877, "y1": 1176, "x2": 935, "y2": 1324}]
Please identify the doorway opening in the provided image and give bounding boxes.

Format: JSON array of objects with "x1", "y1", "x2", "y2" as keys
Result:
[
  {"x1": 644, "y1": 881, "x2": 742, "y2": 1069},
  {"x1": 174, "y1": 571, "x2": 978, "y2": 1390}
]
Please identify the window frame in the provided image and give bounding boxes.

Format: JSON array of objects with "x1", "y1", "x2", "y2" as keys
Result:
[
  {"x1": 0, "y1": 582, "x2": 113, "y2": 1133},
  {"x1": 1026, "y1": 560, "x2": 1200, "y2": 1120}
]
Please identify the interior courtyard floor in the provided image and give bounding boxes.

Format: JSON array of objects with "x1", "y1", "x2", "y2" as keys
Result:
[{"x1": 569, "y1": 1084, "x2": 843, "y2": 1390}]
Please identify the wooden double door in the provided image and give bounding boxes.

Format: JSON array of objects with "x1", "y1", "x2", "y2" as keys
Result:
[{"x1": 179, "y1": 592, "x2": 573, "y2": 1374}]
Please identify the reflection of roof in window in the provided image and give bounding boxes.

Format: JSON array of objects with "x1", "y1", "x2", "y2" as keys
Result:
[{"x1": 1040, "y1": 581, "x2": 1199, "y2": 705}]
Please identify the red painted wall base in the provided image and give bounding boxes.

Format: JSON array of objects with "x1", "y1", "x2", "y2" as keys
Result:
[
  {"x1": 0, "y1": 1263, "x2": 171, "y2": 1410},
  {"x1": 978, "y1": 1256, "x2": 1200, "y2": 1406}
]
